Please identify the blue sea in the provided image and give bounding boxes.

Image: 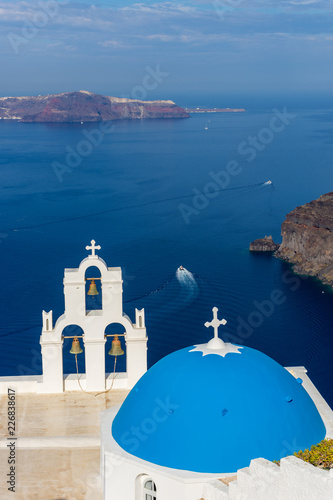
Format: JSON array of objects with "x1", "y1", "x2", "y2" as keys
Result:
[{"x1": 1, "y1": 93, "x2": 333, "y2": 407}]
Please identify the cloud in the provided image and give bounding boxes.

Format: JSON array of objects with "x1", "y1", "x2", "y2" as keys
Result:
[
  {"x1": 1, "y1": 0, "x2": 332, "y2": 95},
  {"x1": 285, "y1": 1, "x2": 322, "y2": 4},
  {"x1": 98, "y1": 40, "x2": 127, "y2": 48},
  {"x1": 1, "y1": 0, "x2": 333, "y2": 57},
  {"x1": 120, "y1": 2, "x2": 198, "y2": 14}
]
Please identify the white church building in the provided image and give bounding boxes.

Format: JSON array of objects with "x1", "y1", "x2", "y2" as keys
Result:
[
  {"x1": 0, "y1": 241, "x2": 332, "y2": 500},
  {"x1": 101, "y1": 307, "x2": 333, "y2": 500}
]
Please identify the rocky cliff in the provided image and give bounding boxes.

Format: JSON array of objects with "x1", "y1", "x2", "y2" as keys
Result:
[
  {"x1": 275, "y1": 192, "x2": 333, "y2": 287},
  {"x1": 0, "y1": 91, "x2": 189, "y2": 123}
]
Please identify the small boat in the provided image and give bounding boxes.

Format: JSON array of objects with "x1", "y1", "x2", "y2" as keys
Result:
[
  {"x1": 204, "y1": 126, "x2": 208, "y2": 130},
  {"x1": 179, "y1": 265, "x2": 185, "y2": 271}
]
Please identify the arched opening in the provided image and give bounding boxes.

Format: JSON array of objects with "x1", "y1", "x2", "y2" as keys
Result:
[
  {"x1": 139, "y1": 316, "x2": 143, "y2": 328},
  {"x1": 46, "y1": 319, "x2": 49, "y2": 331},
  {"x1": 135, "y1": 474, "x2": 157, "y2": 500},
  {"x1": 105, "y1": 323, "x2": 126, "y2": 374},
  {"x1": 85, "y1": 266, "x2": 102, "y2": 313},
  {"x1": 143, "y1": 478, "x2": 157, "y2": 500},
  {"x1": 62, "y1": 324, "x2": 85, "y2": 375}
]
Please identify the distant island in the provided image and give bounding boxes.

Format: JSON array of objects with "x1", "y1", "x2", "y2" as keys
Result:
[
  {"x1": 185, "y1": 108, "x2": 245, "y2": 113},
  {"x1": 0, "y1": 91, "x2": 190, "y2": 123}
]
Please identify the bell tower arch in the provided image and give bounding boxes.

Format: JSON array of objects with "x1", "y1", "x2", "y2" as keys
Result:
[{"x1": 39, "y1": 240, "x2": 148, "y2": 393}]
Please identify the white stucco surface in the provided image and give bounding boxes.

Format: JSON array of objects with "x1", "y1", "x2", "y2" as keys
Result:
[
  {"x1": 0, "y1": 389, "x2": 129, "y2": 499},
  {"x1": 203, "y1": 457, "x2": 333, "y2": 500}
]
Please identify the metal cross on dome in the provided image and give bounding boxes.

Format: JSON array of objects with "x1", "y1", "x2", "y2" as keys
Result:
[
  {"x1": 205, "y1": 307, "x2": 227, "y2": 340},
  {"x1": 86, "y1": 239, "x2": 101, "y2": 257}
]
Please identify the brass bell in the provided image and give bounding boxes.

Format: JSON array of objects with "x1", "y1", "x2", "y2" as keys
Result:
[
  {"x1": 108, "y1": 335, "x2": 124, "y2": 357},
  {"x1": 70, "y1": 336, "x2": 83, "y2": 354},
  {"x1": 87, "y1": 278, "x2": 99, "y2": 296}
]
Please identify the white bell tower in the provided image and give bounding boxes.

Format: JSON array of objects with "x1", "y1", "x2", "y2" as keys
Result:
[{"x1": 39, "y1": 241, "x2": 148, "y2": 393}]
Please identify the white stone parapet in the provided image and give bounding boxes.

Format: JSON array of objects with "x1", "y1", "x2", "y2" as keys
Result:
[{"x1": 203, "y1": 456, "x2": 333, "y2": 500}]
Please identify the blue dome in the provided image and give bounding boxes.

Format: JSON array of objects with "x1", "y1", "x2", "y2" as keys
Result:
[{"x1": 112, "y1": 344, "x2": 326, "y2": 473}]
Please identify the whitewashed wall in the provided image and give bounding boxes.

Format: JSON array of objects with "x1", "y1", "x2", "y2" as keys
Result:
[{"x1": 203, "y1": 456, "x2": 333, "y2": 500}]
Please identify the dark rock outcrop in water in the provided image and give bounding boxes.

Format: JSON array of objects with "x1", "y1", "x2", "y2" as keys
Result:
[
  {"x1": 275, "y1": 192, "x2": 333, "y2": 288},
  {"x1": 0, "y1": 91, "x2": 189, "y2": 123},
  {"x1": 249, "y1": 235, "x2": 280, "y2": 252}
]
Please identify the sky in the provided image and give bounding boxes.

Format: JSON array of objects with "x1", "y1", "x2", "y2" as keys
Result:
[{"x1": 0, "y1": 0, "x2": 333, "y2": 99}]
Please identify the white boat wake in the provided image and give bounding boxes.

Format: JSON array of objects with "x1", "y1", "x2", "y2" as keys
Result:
[
  {"x1": 176, "y1": 267, "x2": 199, "y2": 304},
  {"x1": 125, "y1": 267, "x2": 199, "y2": 314}
]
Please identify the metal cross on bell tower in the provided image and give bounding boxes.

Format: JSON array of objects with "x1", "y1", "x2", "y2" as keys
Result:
[{"x1": 86, "y1": 239, "x2": 101, "y2": 258}]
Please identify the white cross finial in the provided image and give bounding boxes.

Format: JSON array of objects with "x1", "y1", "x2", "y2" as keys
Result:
[
  {"x1": 86, "y1": 239, "x2": 101, "y2": 257},
  {"x1": 189, "y1": 306, "x2": 242, "y2": 356},
  {"x1": 205, "y1": 307, "x2": 227, "y2": 349}
]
